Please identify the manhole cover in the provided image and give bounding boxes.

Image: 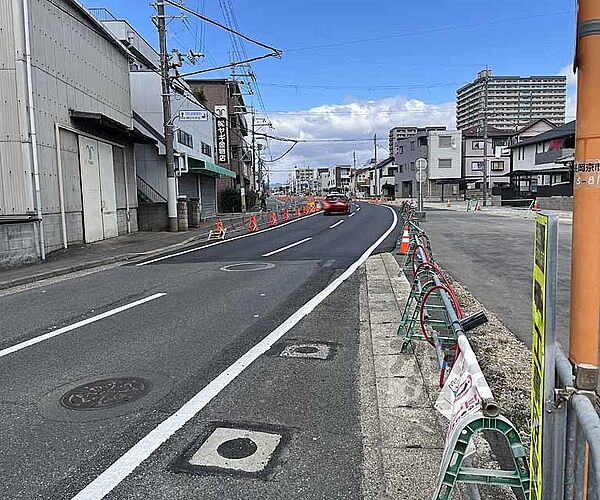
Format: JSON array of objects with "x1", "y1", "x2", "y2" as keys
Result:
[
  {"x1": 267, "y1": 339, "x2": 341, "y2": 361},
  {"x1": 60, "y1": 376, "x2": 152, "y2": 411},
  {"x1": 220, "y1": 262, "x2": 275, "y2": 272}
]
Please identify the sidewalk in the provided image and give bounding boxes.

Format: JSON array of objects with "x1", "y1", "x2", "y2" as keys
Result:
[
  {"x1": 0, "y1": 214, "x2": 253, "y2": 291},
  {"x1": 360, "y1": 253, "x2": 468, "y2": 499}
]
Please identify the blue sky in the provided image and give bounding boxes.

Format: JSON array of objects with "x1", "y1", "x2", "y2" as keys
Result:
[{"x1": 87, "y1": 0, "x2": 577, "y2": 180}]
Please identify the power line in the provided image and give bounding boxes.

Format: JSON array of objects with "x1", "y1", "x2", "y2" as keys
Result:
[
  {"x1": 258, "y1": 82, "x2": 465, "y2": 90},
  {"x1": 284, "y1": 10, "x2": 574, "y2": 53},
  {"x1": 254, "y1": 107, "x2": 456, "y2": 116}
]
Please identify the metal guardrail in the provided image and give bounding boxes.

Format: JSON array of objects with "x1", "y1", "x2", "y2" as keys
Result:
[
  {"x1": 554, "y1": 348, "x2": 600, "y2": 500},
  {"x1": 396, "y1": 201, "x2": 530, "y2": 499}
]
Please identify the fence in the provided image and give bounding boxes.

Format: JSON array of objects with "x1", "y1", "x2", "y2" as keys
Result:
[{"x1": 396, "y1": 201, "x2": 530, "y2": 499}]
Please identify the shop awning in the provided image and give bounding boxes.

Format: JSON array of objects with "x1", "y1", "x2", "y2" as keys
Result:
[{"x1": 188, "y1": 157, "x2": 236, "y2": 178}]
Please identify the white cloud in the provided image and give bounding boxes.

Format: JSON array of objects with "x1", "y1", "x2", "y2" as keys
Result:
[
  {"x1": 559, "y1": 64, "x2": 577, "y2": 120},
  {"x1": 264, "y1": 96, "x2": 456, "y2": 184}
]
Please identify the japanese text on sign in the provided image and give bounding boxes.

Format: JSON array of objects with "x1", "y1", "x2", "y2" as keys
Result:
[
  {"x1": 575, "y1": 161, "x2": 600, "y2": 187},
  {"x1": 215, "y1": 117, "x2": 228, "y2": 164}
]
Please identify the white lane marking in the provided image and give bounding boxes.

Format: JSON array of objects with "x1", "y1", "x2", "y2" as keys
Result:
[
  {"x1": 0, "y1": 293, "x2": 166, "y2": 359},
  {"x1": 356, "y1": 207, "x2": 361, "y2": 212},
  {"x1": 348, "y1": 212, "x2": 355, "y2": 218},
  {"x1": 261, "y1": 237, "x2": 312, "y2": 257},
  {"x1": 329, "y1": 220, "x2": 344, "y2": 229},
  {"x1": 137, "y1": 211, "x2": 321, "y2": 266},
  {"x1": 71, "y1": 205, "x2": 398, "y2": 500}
]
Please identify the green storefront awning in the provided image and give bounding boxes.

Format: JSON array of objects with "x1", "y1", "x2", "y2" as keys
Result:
[{"x1": 188, "y1": 157, "x2": 236, "y2": 178}]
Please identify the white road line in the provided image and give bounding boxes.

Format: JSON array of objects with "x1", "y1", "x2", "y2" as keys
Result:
[
  {"x1": 71, "y1": 206, "x2": 398, "y2": 500},
  {"x1": 329, "y1": 220, "x2": 344, "y2": 229},
  {"x1": 356, "y1": 207, "x2": 361, "y2": 212},
  {"x1": 348, "y1": 212, "x2": 355, "y2": 218},
  {"x1": 137, "y1": 211, "x2": 321, "y2": 266},
  {"x1": 261, "y1": 237, "x2": 312, "y2": 257},
  {"x1": 0, "y1": 293, "x2": 166, "y2": 359}
]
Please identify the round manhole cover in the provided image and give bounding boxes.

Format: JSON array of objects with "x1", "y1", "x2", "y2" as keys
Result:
[
  {"x1": 217, "y1": 437, "x2": 258, "y2": 460},
  {"x1": 293, "y1": 346, "x2": 320, "y2": 354},
  {"x1": 60, "y1": 376, "x2": 152, "y2": 411},
  {"x1": 220, "y1": 262, "x2": 275, "y2": 272}
]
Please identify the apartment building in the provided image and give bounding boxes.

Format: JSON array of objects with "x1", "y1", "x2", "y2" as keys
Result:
[
  {"x1": 457, "y1": 69, "x2": 567, "y2": 131},
  {"x1": 329, "y1": 165, "x2": 352, "y2": 192},
  {"x1": 293, "y1": 168, "x2": 315, "y2": 194},
  {"x1": 389, "y1": 126, "x2": 445, "y2": 157},
  {"x1": 394, "y1": 129, "x2": 462, "y2": 200}
]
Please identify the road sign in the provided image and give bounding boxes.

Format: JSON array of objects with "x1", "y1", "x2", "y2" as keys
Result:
[
  {"x1": 416, "y1": 158, "x2": 427, "y2": 171},
  {"x1": 416, "y1": 169, "x2": 427, "y2": 183},
  {"x1": 180, "y1": 110, "x2": 208, "y2": 121},
  {"x1": 529, "y1": 212, "x2": 559, "y2": 500}
]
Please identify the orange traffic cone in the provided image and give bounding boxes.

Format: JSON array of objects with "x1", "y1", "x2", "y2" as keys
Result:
[
  {"x1": 532, "y1": 198, "x2": 540, "y2": 211},
  {"x1": 398, "y1": 225, "x2": 410, "y2": 255}
]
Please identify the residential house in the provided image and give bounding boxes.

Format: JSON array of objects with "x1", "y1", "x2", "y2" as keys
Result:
[
  {"x1": 461, "y1": 126, "x2": 512, "y2": 197},
  {"x1": 328, "y1": 165, "x2": 352, "y2": 193},
  {"x1": 0, "y1": 0, "x2": 154, "y2": 267},
  {"x1": 316, "y1": 168, "x2": 330, "y2": 195},
  {"x1": 370, "y1": 157, "x2": 398, "y2": 198},
  {"x1": 353, "y1": 167, "x2": 370, "y2": 198},
  {"x1": 508, "y1": 120, "x2": 575, "y2": 200},
  {"x1": 389, "y1": 126, "x2": 445, "y2": 158},
  {"x1": 394, "y1": 128, "x2": 462, "y2": 200},
  {"x1": 186, "y1": 79, "x2": 253, "y2": 199}
]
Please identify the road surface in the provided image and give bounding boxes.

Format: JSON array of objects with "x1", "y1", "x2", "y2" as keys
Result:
[{"x1": 0, "y1": 202, "x2": 398, "y2": 500}]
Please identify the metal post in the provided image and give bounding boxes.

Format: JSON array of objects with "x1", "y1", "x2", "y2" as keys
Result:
[
  {"x1": 482, "y1": 69, "x2": 489, "y2": 207},
  {"x1": 570, "y1": 0, "x2": 600, "y2": 384},
  {"x1": 157, "y1": 0, "x2": 178, "y2": 232}
]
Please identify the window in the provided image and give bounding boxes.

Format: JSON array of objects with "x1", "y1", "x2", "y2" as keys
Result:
[
  {"x1": 518, "y1": 147, "x2": 525, "y2": 161},
  {"x1": 418, "y1": 137, "x2": 428, "y2": 147},
  {"x1": 388, "y1": 167, "x2": 398, "y2": 175},
  {"x1": 410, "y1": 141, "x2": 415, "y2": 151},
  {"x1": 438, "y1": 158, "x2": 452, "y2": 168},
  {"x1": 493, "y1": 138, "x2": 508, "y2": 148},
  {"x1": 491, "y1": 161, "x2": 504, "y2": 171},
  {"x1": 536, "y1": 142, "x2": 546, "y2": 153},
  {"x1": 472, "y1": 140, "x2": 485, "y2": 150},
  {"x1": 201, "y1": 142, "x2": 212, "y2": 156},
  {"x1": 398, "y1": 145, "x2": 404, "y2": 154},
  {"x1": 177, "y1": 129, "x2": 193, "y2": 148},
  {"x1": 439, "y1": 136, "x2": 453, "y2": 148},
  {"x1": 471, "y1": 161, "x2": 484, "y2": 171},
  {"x1": 410, "y1": 162, "x2": 415, "y2": 171},
  {"x1": 399, "y1": 165, "x2": 404, "y2": 173}
]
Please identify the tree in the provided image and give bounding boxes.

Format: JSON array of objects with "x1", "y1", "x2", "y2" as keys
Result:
[{"x1": 192, "y1": 89, "x2": 208, "y2": 106}]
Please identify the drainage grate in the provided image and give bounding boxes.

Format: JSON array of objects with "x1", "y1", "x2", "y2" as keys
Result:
[
  {"x1": 171, "y1": 422, "x2": 290, "y2": 478},
  {"x1": 267, "y1": 339, "x2": 341, "y2": 361},
  {"x1": 60, "y1": 376, "x2": 152, "y2": 411}
]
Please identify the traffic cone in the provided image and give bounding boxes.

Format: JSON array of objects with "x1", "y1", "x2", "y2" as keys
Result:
[
  {"x1": 532, "y1": 198, "x2": 540, "y2": 211},
  {"x1": 447, "y1": 199, "x2": 451, "y2": 208},
  {"x1": 398, "y1": 225, "x2": 410, "y2": 255}
]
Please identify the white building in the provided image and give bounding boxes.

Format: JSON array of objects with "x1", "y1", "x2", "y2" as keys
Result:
[{"x1": 293, "y1": 168, "x2": 315, "y2": 194}]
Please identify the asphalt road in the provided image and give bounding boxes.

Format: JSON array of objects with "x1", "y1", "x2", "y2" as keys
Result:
[
  {"x1": 422, "y1": 209, "x2": 572, "y2": 350},
  {"x1": 0, "y1": 201, "x2": 399, "y2": 500}
]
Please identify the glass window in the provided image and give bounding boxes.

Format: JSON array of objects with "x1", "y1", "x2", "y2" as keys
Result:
[
  {"x1": 177, "y1": 129, "x2": 193, "y2": 148},
  {"x1": 410, "y1": 141, "x2": 415, "y2": 150},
  {"x1": 438, "y1": 159, "x2": 452, "y2": 168},
  {"x1": 439, "y1": 136, "x2": 453, "y2": 148},
  {"x1": 491, "y1": 161, "x2": 504, "y2": 171},
  {"x1": 472, "y1": 140, "x2": 484, "y2": 150},
  {"x1": 471, "y1": 161, "x2": 484, "y2": 171}
]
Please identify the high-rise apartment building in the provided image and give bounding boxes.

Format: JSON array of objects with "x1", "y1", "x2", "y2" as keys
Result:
[{"x1": 456, "y1": 70, "x2": 567, "y2": 131}]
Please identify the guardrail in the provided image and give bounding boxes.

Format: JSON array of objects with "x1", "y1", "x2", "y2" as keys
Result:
[{"x1": 396, "y1": 201, "x2": 530, "y2": 499}]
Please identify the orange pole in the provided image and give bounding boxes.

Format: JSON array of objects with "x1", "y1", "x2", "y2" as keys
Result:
[{"x1": 570, "y1": 1, "x2": 600, "y2": 380}]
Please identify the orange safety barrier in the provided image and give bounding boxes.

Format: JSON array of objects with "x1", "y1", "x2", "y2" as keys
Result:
[
  {"x1": 295, "y1": 207, "x2": 302, "y2": 217},
  {"x1": 208, "y1": 219, "x2": 227, "y2": 240},
  {"x1": 247, "y1": 215, "x2": 259, "y2": 232},
  {"x1": 268, "y1": 211, "x2": 278, "y2": 226},
  {"x1": 281, "y1": 208, "x2": 290, "y2": 222}
]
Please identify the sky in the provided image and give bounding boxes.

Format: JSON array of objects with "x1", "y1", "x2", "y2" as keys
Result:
[{"x1": 87, "y1": 0, "x2": 578, "y2": 184}]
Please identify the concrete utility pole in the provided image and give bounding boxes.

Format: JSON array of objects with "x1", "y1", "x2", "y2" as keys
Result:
[
  {"x1": 252, "y1": 113, "x2": 257, "y2": 192},
  {"x1": 569, "y1": 0, "x2": 600, "y2": 391},
  {"x1": 352, "y1": 150, "x2": 357, "y2": 195},
  {"x1": 374, "y1": 134, "x2": 378, "y2": 196},
  {"x1": 482, "y1": 69, "x2": 489, "y2": 207},
  {"x1": 157, "y1": 0, "x2": 178, "y2": 231}
]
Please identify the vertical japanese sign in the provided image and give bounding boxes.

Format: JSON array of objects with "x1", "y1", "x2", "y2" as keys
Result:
[
  {"x1": 529, "y1": 212, "x2": 558, "y2": 500},
  {"x1": 215, "y1": 105, "x2": 229, "y2": 165}
]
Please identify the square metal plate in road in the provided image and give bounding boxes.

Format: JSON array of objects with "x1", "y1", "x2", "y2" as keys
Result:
[{"x1": 170, "y1": 422, "x2": 290, "y2": 479}]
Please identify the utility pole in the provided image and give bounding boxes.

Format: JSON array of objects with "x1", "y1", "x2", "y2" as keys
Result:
[
  {"x1": 252, "y1": 113, "x2": 257, "y2": 192},
  {"x1": 374, "y1": 134, "x2": 378, "y2": 196},
  {"x1": 352, "y1": 150, "x2": 357, "y2": 195},
  {"x1": 157, "y1": 0, "x2": 178, "y2": 231},
  {"x1": 569, "y1": 0, "x2": 600, "y2": 394},
  {"x1": 482, "y1": 68, "x2": 489, "y2": 207}
]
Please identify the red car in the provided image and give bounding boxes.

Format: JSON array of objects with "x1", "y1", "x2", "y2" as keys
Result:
[{"x1": 323, "y1": 194, "x2": 350, "y2": 215}]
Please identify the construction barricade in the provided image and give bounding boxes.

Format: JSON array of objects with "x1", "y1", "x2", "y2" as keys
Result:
[
  {"x1": 207, "y1": 220, "x2": 226, "y2": 240},
  {"x1": 247, "y1": 215, "x2": 259, "y2": 232},
  {"x1": 396, "y1": 201, "x2": 530, "y2": 499},
  {"x1": 268, "y1": 211, "x2": 278, "y2": 226},
  {"x1": 281, "y1": 208, "x2": 290, "y2": 222}
]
